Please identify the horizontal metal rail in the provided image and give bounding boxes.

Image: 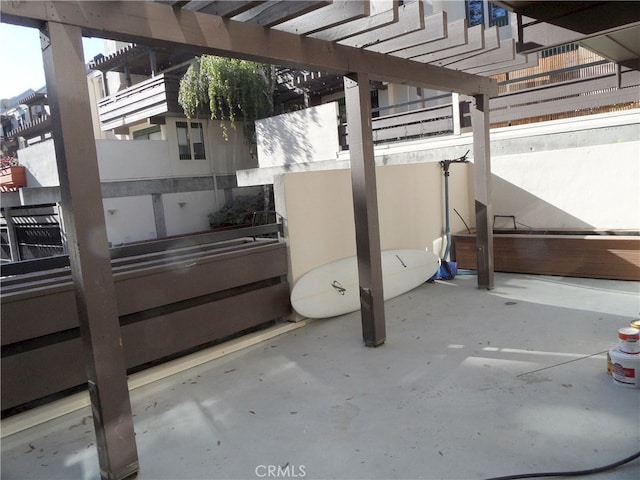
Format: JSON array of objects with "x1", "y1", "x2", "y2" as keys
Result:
[{"x1": 1, "y1": 223, "x2": 282, "y2": 277}]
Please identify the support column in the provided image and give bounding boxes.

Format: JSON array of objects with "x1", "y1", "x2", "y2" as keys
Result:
[
  {"x1": 451, "y1": 92, "x2": 461, "y2": 136},
  {"x1": 152, "y1": 193, "x2": 167, "y2": 238},
  {"x1": 471, "y1": 93, "x2": 494, "y2": 289},
  {"x1": 41, "y1": 22, "x2": 138, "y2": 480},
  {"x1": 344, "y1": 73, "x2": 386, "y2": 347}
]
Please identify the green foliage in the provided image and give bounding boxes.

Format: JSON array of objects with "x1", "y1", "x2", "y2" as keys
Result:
[
  {"x1": 208, "y1": 194, "x2": 266, "y2": 229},
  {"x1": 178, "y1": 56, "x2": 274, "y2": 140}
]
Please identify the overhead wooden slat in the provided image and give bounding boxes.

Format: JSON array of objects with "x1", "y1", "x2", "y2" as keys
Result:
[
  {"x1": 1, "y1": 1, "x2": 497, "y2": 95},
  {"x1": 274, "y1": 0, "x2": 370, "y2": 35},
  {"x1": 465, "y1": 52, "x2": 537, "y2": 76},
  {"x1": 185, "y1": 1, "x2": 265, "y2": 18},
  {"x1": 391, "y1": 19, "x2": 467, "y2": 58},
  {"x1": 232, "y1": 0, "x2": 331, "y2": 28},
  {"x1": 411, "y1": 25, "x2": 485, "y2": 63},
  {"x1": 365, "y1": 11, "x2": 446, "y2": 54},
  {"x1": 308, "y1": 2, "x2": 399, "y2": 42},
  {"x1": 338, "y1": 1, "x2": 424, "y2": 49},
  {"x1": 448, "y1": 39, "x2": 515, "y2": 71},
  {"x1": 155, "y1": 0, "x2": 191, "y2": 7},
  {"x1": 437, "y1": 26, "x2": 500, "y2": 67}
]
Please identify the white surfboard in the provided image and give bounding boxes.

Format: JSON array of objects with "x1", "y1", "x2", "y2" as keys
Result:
[{"x1": 291, "y1": 249, "x2": 439, "y2": 319}]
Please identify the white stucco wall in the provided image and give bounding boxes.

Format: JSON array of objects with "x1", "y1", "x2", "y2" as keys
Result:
[
  {"x1": 268, "y1": 110, "x2": 639, "y2": 299},
  {"x1": 16, "y1": 140, "x2": 59, "y2": 187},
  {"x1": 256, "y1": 102, "x2": 340, "y2": 167},
  {"x1": 97, "y1": 139, "x2": 175, "y2": 180},
  {"x1": 491, "y1": 141, "x2": 640, "y2": 230},
  {"x1": 275, "y1": 162, "x2": 470, "y2": 286},
  {"x1": 163, "y1": 190, "x2": 218, "y2": 237},
  {"x1": 103, "y1": 196, "x2": 157, "y2": 246},
  {"x1": 163, "y1": 117, "x2": 255, "y2": 176}
]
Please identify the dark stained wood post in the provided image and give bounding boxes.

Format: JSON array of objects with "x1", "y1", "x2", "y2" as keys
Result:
[
  {"x1": 471, "y1": 93, "x2": 494, "y2": 289},
  {"x1": 40, "y1": 21, "x2": 139, "y2": 480},
  {"x1": 344, "y1": 72, "x2": 386, "y2": 347}
]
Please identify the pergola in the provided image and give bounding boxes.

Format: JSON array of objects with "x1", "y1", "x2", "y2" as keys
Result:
[{"x1": 2, "y1": 2, "x2": 638, "y2": 479}]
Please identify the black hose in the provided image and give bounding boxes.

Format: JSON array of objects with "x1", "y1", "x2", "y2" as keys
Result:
[{"x1": 484, "y1": 450, "x2": 640, "y2": 480}]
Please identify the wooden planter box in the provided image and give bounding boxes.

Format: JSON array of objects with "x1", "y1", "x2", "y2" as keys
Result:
[
  {"x1": 453, "y1": 231, "x2": 640, "y2": 281},
  {"x1": 1, "y1": 239, "x2": 291, "y2": 412},
  {"x1": 0, "y1": 166, "x2": 26, "y2": 191}
]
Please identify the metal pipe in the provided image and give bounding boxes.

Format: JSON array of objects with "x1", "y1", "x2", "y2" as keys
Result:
[{"x1": 440, "y1": 150, "x2": 469, "y2": 262}]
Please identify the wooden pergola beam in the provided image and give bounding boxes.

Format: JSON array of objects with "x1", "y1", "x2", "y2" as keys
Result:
[
  {"x1": 344, "y1": 72, "x2": 386, "y2": 347},
  {"x1": 338, "y1": 0, "x2": 424, "y2": 48},
  {"x1": 0, "y1": 0, "x2": 497, "y2": 96},
  {"x1": 275, "y1": 0, "x2": 370, "y2": 36},
  {"x1": 309, "y1": 2, "x2": 399, "y2": 42},
  {"x1": 365, "y1": 11, "x2": 447, "y2": 54},
  {"x1": 232, "y1": 0, "x2": 332, "y2": 28},
  {"x1": 393, "y1": 18, "x2": 467, "y2": 58},
  {"x1": 411, "y1": 24, "x2": 484, "y2": 62},
  {"x1": 471, "y1": 94, "x2": 494, "y2": 290},
  {"x1": 0, "y1": 2, "x2": 497, "y2": 475},
  {"x1": 439, "y1": 26, "x2": 500, "y2": 67},
  {"x1": 41, "y1": 20, "x2": 139, "y2": 479},
  {"x1": 446, "y1": 39, "x2": 515, "y2": 71}
]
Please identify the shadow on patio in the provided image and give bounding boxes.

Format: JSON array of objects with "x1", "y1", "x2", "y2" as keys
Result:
[{"x1": 2, "y1": 273, "x2": 639, "y2": 480}]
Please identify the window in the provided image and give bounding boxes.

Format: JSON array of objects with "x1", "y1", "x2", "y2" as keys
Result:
[
  {"x1": 176, "y1": 121, "x2": 206, "y2": 160},
  {"x1": 489, "y1": 3, "x2": 508, "y2": 27},
  {"x1": 466, "y1": 0, "x2": 484, "y2": 27},
  {"x1": 466, "y1": 1, "x2": 508, "y2": 28},
  {"x1": 133, "y1": 125, "x2": 162, "y2": 140}
]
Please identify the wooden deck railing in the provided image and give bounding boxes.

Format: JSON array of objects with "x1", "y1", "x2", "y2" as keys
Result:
[
  {"x1": 97, "y1": 73, "x2": 182, "y2": 131},
  {"x1": 339, "y1": 102, "x2": 455, "y2": 149},
  {"x1": 338, "y1": 48, "x2": 639, "y2": 148}
]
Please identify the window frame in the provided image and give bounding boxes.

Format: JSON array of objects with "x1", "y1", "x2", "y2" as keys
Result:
[
  {"x1": 465, "y1": 1, "x2": 509, "y2": 28},
  {"x1": 133, "y1": 125, "x2": 162, "y2": 140},
  {"x1": 176, "y1": 120, "x2": 207, "y2": 160}
]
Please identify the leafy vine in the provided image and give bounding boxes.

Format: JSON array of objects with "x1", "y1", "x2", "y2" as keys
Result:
[{"x1": 178, "y1": 56, "x2": 274, "y2": 141}]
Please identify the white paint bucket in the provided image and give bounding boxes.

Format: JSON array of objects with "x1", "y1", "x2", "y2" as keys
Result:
[
  {"x1": 618, "y1": 327, "x2": 640, "y2": 354},
  {"x1": 610, "y1": 347, "x2": 640, "y2": 388}
]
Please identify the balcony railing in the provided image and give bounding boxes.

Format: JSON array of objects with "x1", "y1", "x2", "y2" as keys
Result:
[
  {"x1": 7, "y1": 115, "x2": 51, "y2": 142},
  {"x1": 340, "y1": 102, "x2": 455, "y2": 149},
  {"x1": 490, "y1": 48, "x2": 640, "y2": 126},
  {"x1": 97, "y1": 73, "x2": 182, "y2": 131}
]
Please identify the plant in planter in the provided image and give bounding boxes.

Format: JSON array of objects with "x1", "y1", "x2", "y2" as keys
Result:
[
  {"x1": 0, "y1": 156, "x2": 26, "y2": 192},
  {"x1": 208, "y1": 193, "x2": 267, "y2": 229}
]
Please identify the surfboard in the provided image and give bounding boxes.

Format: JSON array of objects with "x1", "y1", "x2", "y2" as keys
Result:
[{"x1": 291, "y1": 249, "x2": 440, "y2": 319}]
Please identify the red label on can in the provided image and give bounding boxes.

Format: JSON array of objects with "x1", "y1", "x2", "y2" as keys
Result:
[{"x1": 613, "y1": 362, "x2": 636, "y2": 378}]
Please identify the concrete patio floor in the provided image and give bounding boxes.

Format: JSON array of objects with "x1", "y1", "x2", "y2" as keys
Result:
[{"x1": 2, "y1": 272, "x2": 639, "y2": 480}]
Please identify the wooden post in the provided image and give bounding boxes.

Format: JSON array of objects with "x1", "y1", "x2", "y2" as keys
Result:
[
  {"x1": 344, "y1": 73, "x2": 386, "y2": 347},
  {"x1": 471, "y1": 93, "x2": 494, "y2": 289},
  {"x1": 41, "y1": 21, "x2": 139, "y2": 480}
]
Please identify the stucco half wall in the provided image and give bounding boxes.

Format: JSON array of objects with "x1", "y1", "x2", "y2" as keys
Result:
[{"x1": 274, "y1": 162, "x2": 472, "y2": 289}]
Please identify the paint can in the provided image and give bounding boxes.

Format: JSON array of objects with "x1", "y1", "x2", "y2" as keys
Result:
[
  {"x1": 618, "y1": 327, "x2": 640, "y2": 354},
  {"x1": 630, "y1": 319, "x2": 640, "y2": 330},
  {"x1": 609, "y1": 347, "x2": 640, "y2": 388}
]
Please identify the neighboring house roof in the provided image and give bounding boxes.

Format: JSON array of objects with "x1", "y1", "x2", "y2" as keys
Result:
[{"x1": 89, "y1": 43, "x2": 196, "y2": 76}]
